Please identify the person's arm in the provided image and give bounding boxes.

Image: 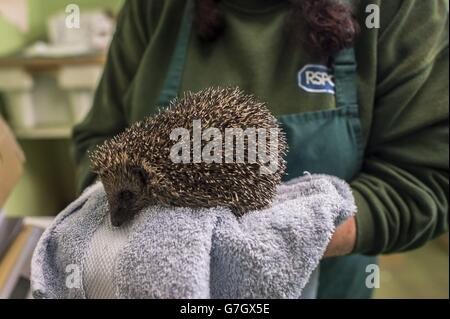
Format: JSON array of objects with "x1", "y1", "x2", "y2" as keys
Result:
[
  {"x1": 329, "y1": 0, "x2": 449, "y2": 256},
  {"x1": 72, "y1": 0, "x2": 154, "y2": 192},
  {"x1": 324, "y1": 216, "x2": 356, "y2": 257}
]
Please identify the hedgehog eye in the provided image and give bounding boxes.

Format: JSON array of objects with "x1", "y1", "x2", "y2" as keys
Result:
[
  {"x1": 119, "y1": 190, "x2": 134, "y2": 201},
  {"x1": 131, "y1": 166, "x2": 149, "y2": 186}
]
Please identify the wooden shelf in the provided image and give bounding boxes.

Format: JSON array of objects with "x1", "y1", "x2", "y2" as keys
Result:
[
  {"x1": 0, "y1": 54, "x2": 106, "y2": 72},
  {"x1": 24, "y1": 216, "x2": 55, "y2": 230},
  {"x1": 13, "y1": 126, "x2": 72, "y2": 140}
]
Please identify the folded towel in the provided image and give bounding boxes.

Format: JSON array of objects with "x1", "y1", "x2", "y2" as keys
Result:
[{"x1": 31, "y1": 174, "x2": 356, "y2": 299}]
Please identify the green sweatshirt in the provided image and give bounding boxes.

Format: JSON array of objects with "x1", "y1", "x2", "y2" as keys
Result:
[{"x1": 73, "y1": 0, "x2": 449, "y2": 255}]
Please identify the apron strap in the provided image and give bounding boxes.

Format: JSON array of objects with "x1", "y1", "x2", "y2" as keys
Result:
[
  {"x1": 157, "y1": 0, "x2": 194, "y2": 107},
  {"x1": 333, "y1": 48, "x2": 358, "y2": 108}
]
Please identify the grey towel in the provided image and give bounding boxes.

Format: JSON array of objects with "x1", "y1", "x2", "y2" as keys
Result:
[{"x1": 31, "y1": 174, "x2": 356, "y2": 299}]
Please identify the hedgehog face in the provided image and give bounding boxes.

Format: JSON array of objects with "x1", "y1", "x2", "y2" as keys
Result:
[{"x1": 102, "y1": 165, "x2": 152, "y2": 227}]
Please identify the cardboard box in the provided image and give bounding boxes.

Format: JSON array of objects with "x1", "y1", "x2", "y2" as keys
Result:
[{"x1": 0, "y1": 117, "x2": 25, "y2": 208}]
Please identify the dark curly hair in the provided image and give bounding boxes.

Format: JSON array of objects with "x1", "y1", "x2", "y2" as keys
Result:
[{"x1": 193, "y1": 0, "x2": 359, "y2": 57}]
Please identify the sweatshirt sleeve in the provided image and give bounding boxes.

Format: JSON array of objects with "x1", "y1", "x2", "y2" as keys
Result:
[
  {"x1": 72, "y1": 0, "x2": 154, "y2": 192},
  {"x1": 352, "y1": 0, "x2": 449, "y2": 254}
]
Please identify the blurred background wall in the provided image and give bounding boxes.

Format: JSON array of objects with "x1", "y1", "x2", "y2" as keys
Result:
[
  {"x1": 0, "y1": 0, "x2": 124, "y2": 218},
  {"x1": 0, "y1": 0, "x2": 123, "y2": 55}
]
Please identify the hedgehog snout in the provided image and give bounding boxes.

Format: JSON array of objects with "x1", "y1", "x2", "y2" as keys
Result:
[{"x1": 109, "y1": 190, "x2": 138, "y2": 227}]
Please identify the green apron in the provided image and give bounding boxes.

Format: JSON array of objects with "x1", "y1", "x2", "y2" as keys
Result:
[{"x1": 157, "y1": 0, "x2": 377, "y2": 299}]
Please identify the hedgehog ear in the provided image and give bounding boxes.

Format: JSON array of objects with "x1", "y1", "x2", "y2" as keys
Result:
[{"x1": 131, "y1": 166, "x2": 149, "y2": 187}]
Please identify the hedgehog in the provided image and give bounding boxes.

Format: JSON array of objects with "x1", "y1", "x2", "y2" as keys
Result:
[{"x1": 89, "y1": 88, "x2": 287, "y2": 227}]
